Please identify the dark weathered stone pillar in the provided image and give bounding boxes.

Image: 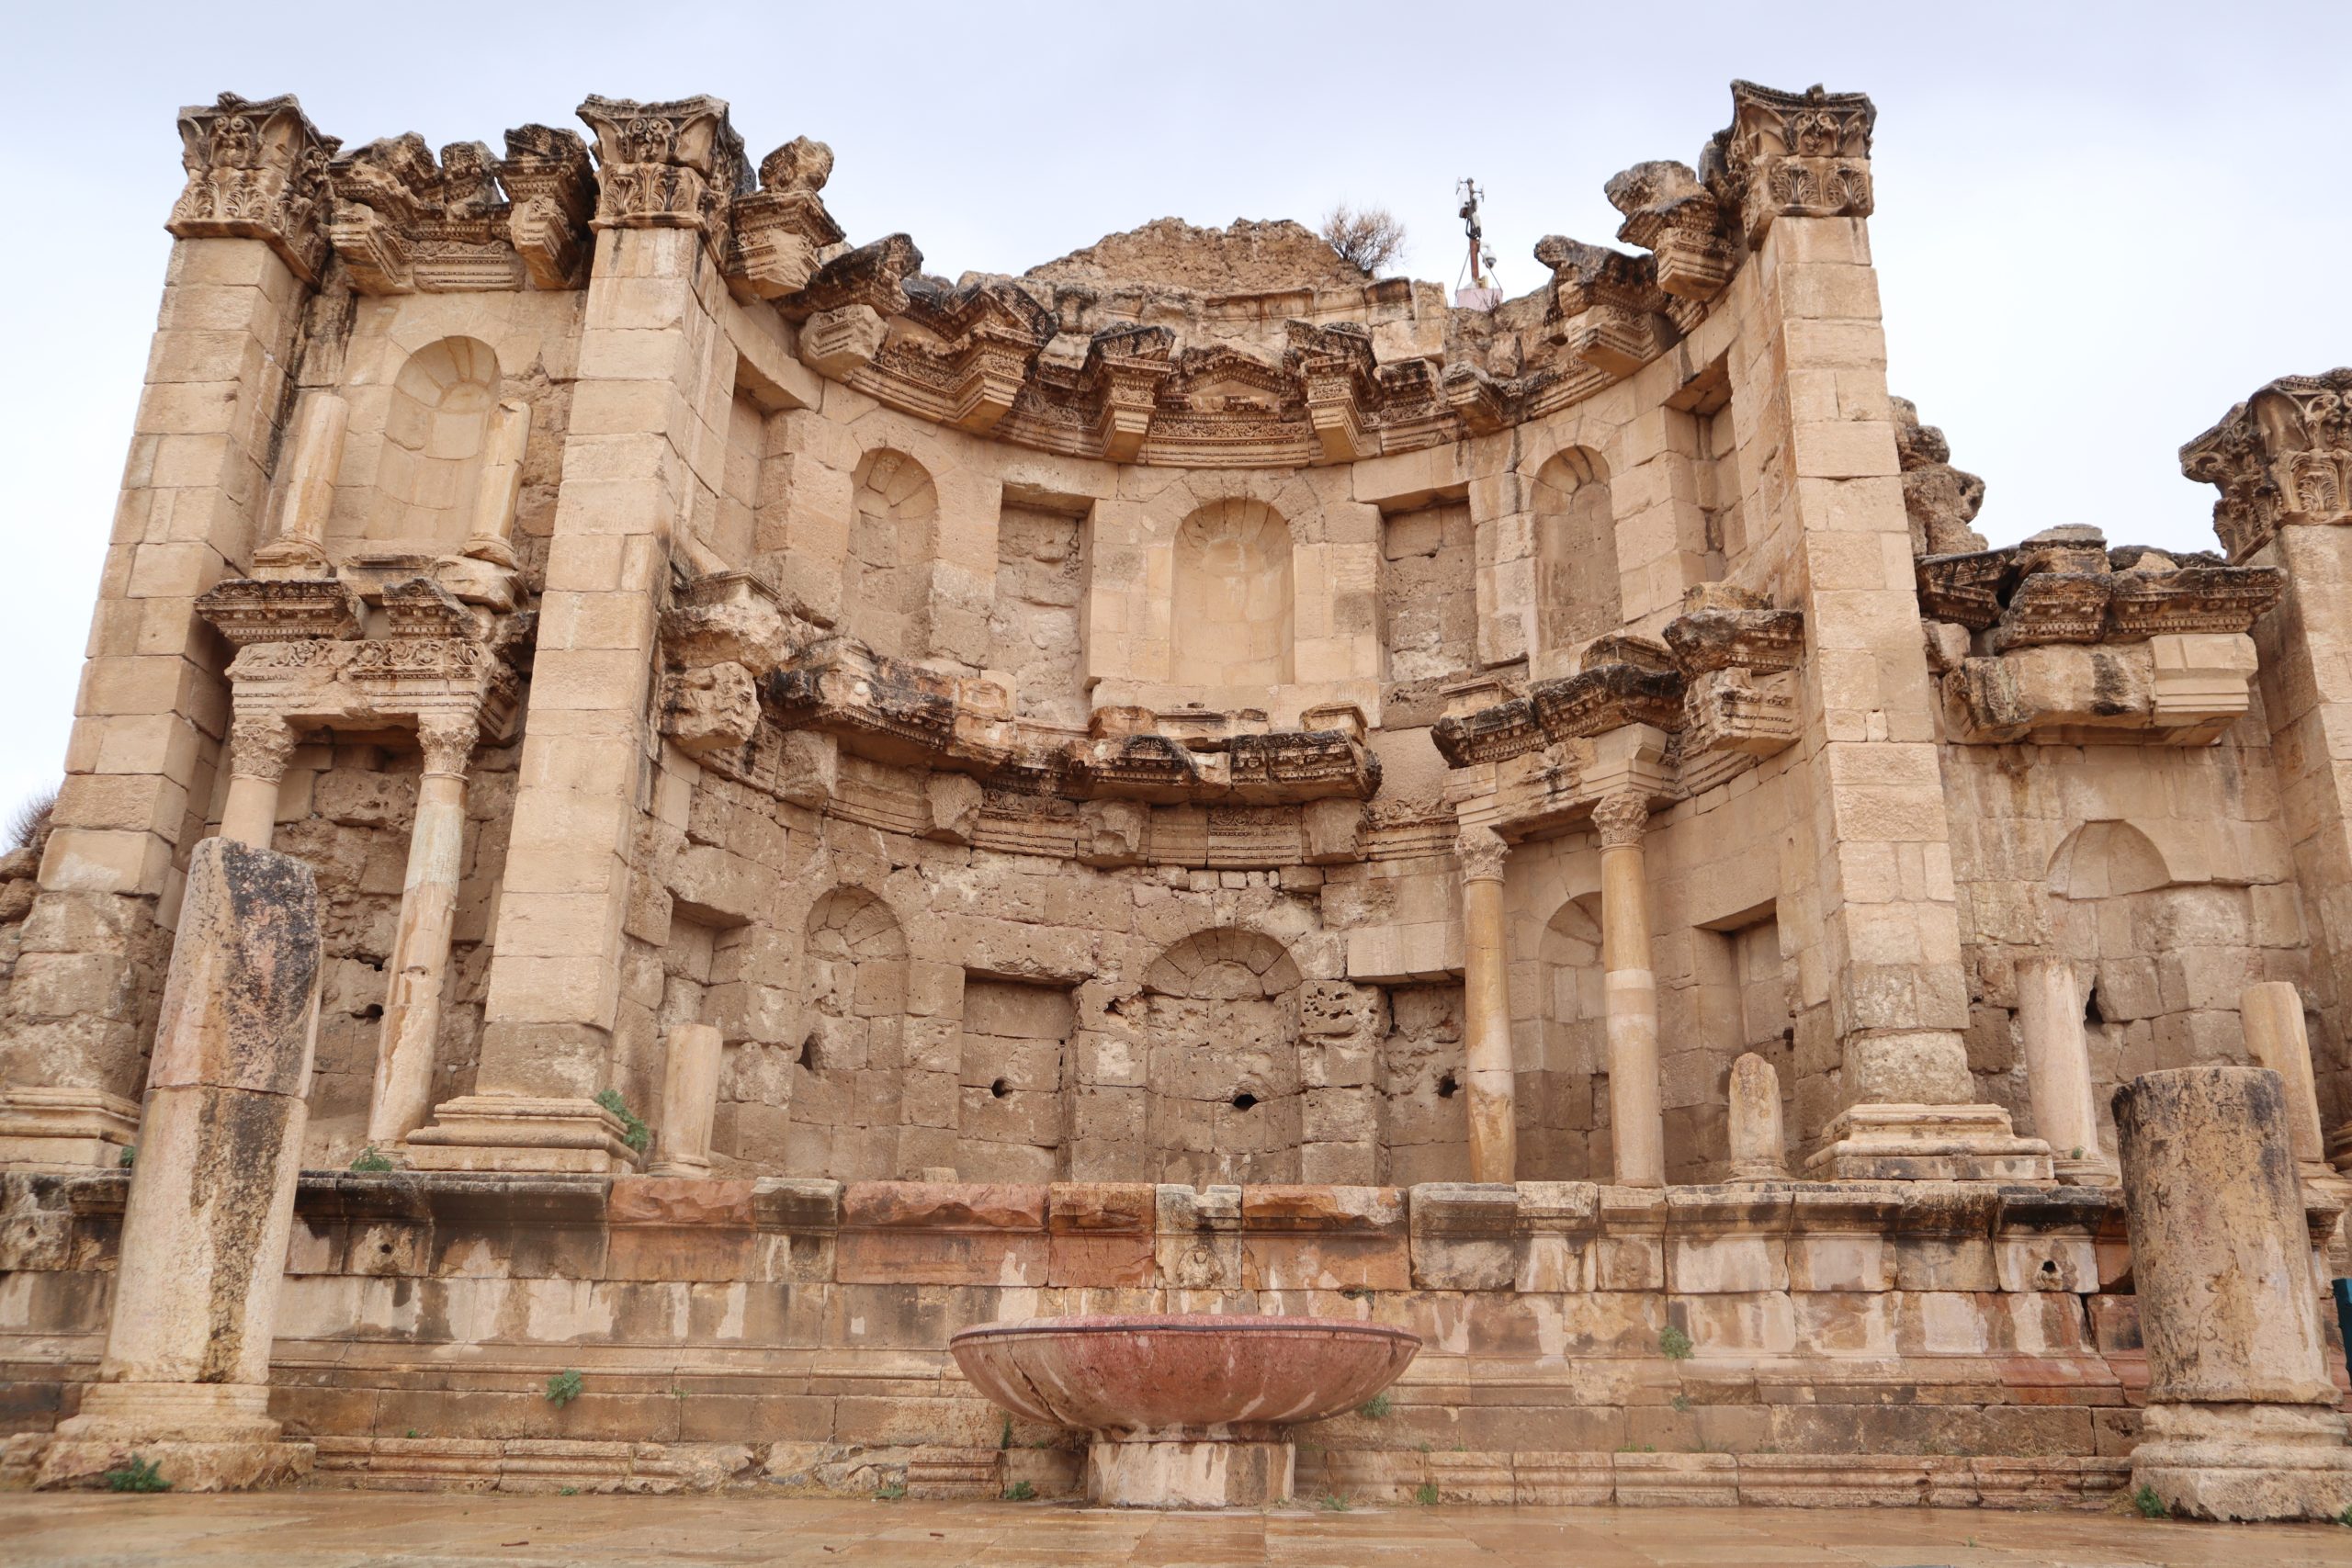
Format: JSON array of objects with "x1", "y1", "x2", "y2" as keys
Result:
[
  {"x1": 38, "y1": 839, "x2": 322, "y2": 1491},
  {"x1": 2116, "y1": 1066, "x2": 2352, "y2": 1520}
]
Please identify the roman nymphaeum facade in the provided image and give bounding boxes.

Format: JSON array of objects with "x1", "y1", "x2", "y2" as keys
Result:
[{"x1": 2, "y1": 79, "x2": 2350, "y2": 1514}]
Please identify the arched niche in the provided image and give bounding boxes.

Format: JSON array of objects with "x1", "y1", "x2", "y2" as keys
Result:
[
  {"x1": 364, "y1": 336, "x2": 501, "y2": 550},
  {"x1": 790, "y1": 886, "x2": 909, "y2": 1180},
  {"x1": 1139, "y1": 928, "x2": 1304, "y2": 1184},
  {"x1": 1171, "y1": 499, "x2": 1295, "y2": 687},
  {"x1": 1532, "y1": 448, "x2": 1621, "y2": 653},
  {"x1": 842, "y1": 448, "x2": 939, "y2": 660},
  {"x1": 2046, "y1": 820, "x2": 2174, "y2": 899}
]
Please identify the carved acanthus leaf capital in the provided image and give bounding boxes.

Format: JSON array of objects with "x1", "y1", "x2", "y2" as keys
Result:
[
  {"x1": 1703, "y1": 80, "x2": 1875, "y2": 243},
  {"x1": 416, "y1": 711, "x2": 481, "y2": 776},
  {"x1": 1456, "y1": 825, "x2": 1509, "y2": 883},
  {"x1": 168, "y1": 93, "x2": 341, "y2": 283},
  {"x1": 1591, "y1": 791, "x2": 1652, "y2": 849},
  {"x1": 576, "y1": 94, "x2": 748, "y2": 237},
  {"x1": 2181, "y1": 367, "x2": 2352, "y2": 562},
  {"x1": 229, "y1": 712, "x2": 297, "y2": 782}
]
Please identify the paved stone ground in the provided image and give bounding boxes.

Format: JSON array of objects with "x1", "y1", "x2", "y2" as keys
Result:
[{"x1": 9, "y1": 1495, "x2": 2352, "y2": 1566}]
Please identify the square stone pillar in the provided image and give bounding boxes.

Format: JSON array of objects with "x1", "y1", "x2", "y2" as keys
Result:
[
  {"x1": 410, "y1": 96, "x2": 748, "y2": 1174},
  {"x1": 0, "y1": 94, "x2": 334, "y2": 1171},
  {"x1": 2184, "y1": 370, "x2": 2352, "y2": 1160},
  {"x1": 1708, "y1": 85, "x2": 2046, "y2": 1179},
  {"x1": 36, "y1": 838, "x2": 322, "y2": 1491}
]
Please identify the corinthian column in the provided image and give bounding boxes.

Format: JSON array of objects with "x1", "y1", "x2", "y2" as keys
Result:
[
  {"x1": 219, "y1": 712, "x2": 294, "y2": 850},
  {"x1": 1595, "y1": 792, "x2": 1664, "y2": 1188},
  {"x1": 367, "y1": 712, "x2": 479, "y2": 1149},
  {"x1": 1456, "y1": 826, "x2": 1517, "y2": 1183}
]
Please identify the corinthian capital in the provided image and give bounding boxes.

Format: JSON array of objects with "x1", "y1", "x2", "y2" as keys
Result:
[
  {"x1": 1702, "y1": 80, "x2": 1875, "y2": 244},
  {"x1": 416, "y1": 711, "x2": 481, "y2": 777},
  {"x1": 576, "y1": 95, "x2": 747, "y2": 236},
  {"x1": 1456, "y1": 825, "x2": 1510, "y2": 884},
  {"x1": 1591, "y1": 791, "x2": 1651, "y2": 849},
  {"x1": 2181, "y1": 367, "x2": 2352, "y2": 562},
  {"x1": 167, "y1": 93, "x2": 341, "y2": 283},
  {"x1": 228, "y1": 712, "x2": 297, "y2": 783}
]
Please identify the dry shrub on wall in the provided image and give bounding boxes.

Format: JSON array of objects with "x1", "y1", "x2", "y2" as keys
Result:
[
  {"x1": 1320, "y1": 204, "x2": 1407, "y2": 276},
  {"x1": 6, "y1": 789, "x2": 55, "y2": 854}
]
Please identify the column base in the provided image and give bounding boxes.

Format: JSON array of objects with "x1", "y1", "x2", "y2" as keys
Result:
[
  {"x1": 403, "y1": 1095, "x2": 639, "y2": 1174},
  {"x1": 2054, "y1": 1151, "x2": 2120, "y2": 1187},
  {"x1": 1085, "y1": 1433, "x2": 1295, "y2": 1507},
  {"x1": 0, "y1": 1087, "x2": 141, "y2": 1170},
  {"x1": 1804, "y1": 1104, "x2": 2053, "y2": 1181},
  {"x1": 37, "y1": 1382, "x2": 312, "y2": 1492},
  {"x1": 2131, "y1": 1402, "x2": 2352, "y2": 1521}
]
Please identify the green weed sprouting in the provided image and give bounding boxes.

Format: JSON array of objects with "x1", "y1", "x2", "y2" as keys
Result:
[
  {"x1": 1414, "y1": 1482, "x2": 1440, "y2": 1506},
  {"x1": 2132, "y1": 1483, "x2": 2167, "y2": 1519},
  {"x1": 103, "y1": 1456, "x2": 169, "y2": 1493},
  {"x1": 594, "y1": 1089, "x2": 650, "y2": 1155},
  {"x1": 1002, "y1": 1480, "x2": 1035, "y2": 1501},
  {"x1": 349, "y1": 1145, "x2": 395, "y2": 1173},
  {"x1": 1358, "y1": 1393, "x2": 1392, "y2": 1419},
  {"x1": 1658, "y1": 1325, "x2": 1694, "y2": 1360},
  {"x1": 545, "y1": 1369, "x2": 583, "y2": 1407}
]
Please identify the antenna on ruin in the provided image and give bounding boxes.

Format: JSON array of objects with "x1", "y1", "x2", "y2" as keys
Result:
[{"x1": 1454, "y1": 178, "x2": 1501, "y2": 310}]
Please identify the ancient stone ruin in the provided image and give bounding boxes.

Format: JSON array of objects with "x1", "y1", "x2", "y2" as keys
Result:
[{"x1": 1, "y1": 79, "x2": 2350, "y2": 1516}]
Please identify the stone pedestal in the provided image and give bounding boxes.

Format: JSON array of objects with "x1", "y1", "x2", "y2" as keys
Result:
[
  {"x1": 404, "y1": 1094, "x2": 638, "y2": 1173},
  {"x1": 1725, "y1": 1053, "x2": 1788, "y2": 1183},
  {"x1": 1086, "y1": 1430, "x2": 1294, "y2": 1507},
  {"x1": 0, "y1": 1086, "x2": 141, "y2": 1170},
  {"x1": 1805, "y1": 1102, "x2": 2052, "y2": 1181},
  {"x1": 2015, "y1": 956, "x2": 2119, "y2": 1185},
  {"x1": 37, "y1": 839, "x2": 322, "y2": 1492},
  {"x1": 2116, "y1": 1065, "x2": 2352, "y2": 1521}
]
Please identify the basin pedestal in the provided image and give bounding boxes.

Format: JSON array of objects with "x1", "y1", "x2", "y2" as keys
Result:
[
  {"x1": 1089, "y1": 1427, "x2": 1294, "y2": 1507},
  {"x1": 949, "y1": 1314, "x2": 1420, "y2": 1509}
]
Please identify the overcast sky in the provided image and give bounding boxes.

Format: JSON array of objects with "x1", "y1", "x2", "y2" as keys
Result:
[{"x1": 3, "y1": 2, "x2": 2346, "y2": 821}]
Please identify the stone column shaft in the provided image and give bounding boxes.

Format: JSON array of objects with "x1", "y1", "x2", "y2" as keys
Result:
[
  {"x1": 1596, "y1": 794, "x2": 1664, "y2": 1189},
  {"x1": 1456, "y1": 828, "x2": 1516, "y2": 1184},
  {"x1": 461, "y1": 397, "x2": 530, "y2": 567},
  {"x1": 368, "y1": 715, "x2": 478, "y2": 1148},
  {"x1": 2115, "y1": 1066, "x2": 2352, "y2": 1520},
  {"x1": 219, "y1": 712, "x2": 294, "y2": 850},
  {"x1": 254, "y1": 391, "x2": 346, "y2": 572},
  {"x1": 2241, "y1": 981, "x2": 2331, "y2": 1180},
  {"x1": 2014, "y1": 956, "x2": 2118, "y2": 1185},
  {"x1": 649, "y1": 1021, "x2": 724, "y2": 1177},
  {"x1": 36, "y1": 839, "x2": 322, "y2": 1491}
]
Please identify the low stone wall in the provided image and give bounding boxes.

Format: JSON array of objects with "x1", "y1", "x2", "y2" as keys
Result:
[{"x1": 2, "y1": 1169, "x2": 2321, "y2": 1506}]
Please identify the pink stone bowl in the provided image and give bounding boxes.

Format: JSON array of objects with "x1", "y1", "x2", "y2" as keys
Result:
[{"x1": 949, "y1": 1314, "x2": 1421, "y2": 1437}]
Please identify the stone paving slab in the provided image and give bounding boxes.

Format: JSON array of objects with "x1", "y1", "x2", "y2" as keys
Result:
[{"x1": 6, "y1": 1495, "x2": 2352, "y2": 1567}]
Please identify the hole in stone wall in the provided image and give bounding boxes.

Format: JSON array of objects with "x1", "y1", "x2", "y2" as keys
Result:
[
  {"x1": 797, "y1": 1034, "x2": 820, "y2": 1071},
  {"x1": 1231, "y1": 1091, "x2": 1259, "y2": 1111},
  {"x1": 1436, "y1": 1073, "x2": 1459, "y2": 1099},
  {"x1": 2084, "y1": 987, "x2": 2105, "y2": 1025},
  {"x1": 358, "y1": 1004, "x2": 383, "y2": 1021},
  {"x1": 990, "y1": 1078, "x2": 1010, "y2": 1100}
]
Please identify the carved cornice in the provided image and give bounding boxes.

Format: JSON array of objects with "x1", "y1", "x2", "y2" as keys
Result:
[
  {"x1": 726, "y1": 137, "x2": 844, "y2": 299},
  {"x1": 1532, "y1": 237, "x2": 1677, "y2": 380},
  {"x1": 496, "y1": 125, "x2": 596, "y2": 288},
  {"x1": 1433, "y1": 640, "x2": 1686, "y2": 769},
  {"x1": 168, "y1": 93, "x2": 341, "y2": 283},
  {"x1": 1917, "y1": 527, "x2": 2282, "y2": 649},
  {"x1": 328, "y1": 133, "x2": 530, "y2": 295},
  {"x1": 576, "y1": 94, "x2": 748, "y2": 238},
  {"x1": 195, "y1": 577, "x2": 362, "y2": 647},
  {"x1": 1605, "y1": 160, "x2": 1739, "y2": 304},
  {"x1": 1703, "y1": 80, "x2": 1875, "y2": 243},
  {"x1": 2181, "y1": 367, "x2": 2352, "y2": 562}
]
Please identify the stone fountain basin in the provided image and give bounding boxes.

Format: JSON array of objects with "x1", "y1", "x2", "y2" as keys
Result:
[{"x1": 949, "y1": 1314, "x2": 1420, "y2": 1437}]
